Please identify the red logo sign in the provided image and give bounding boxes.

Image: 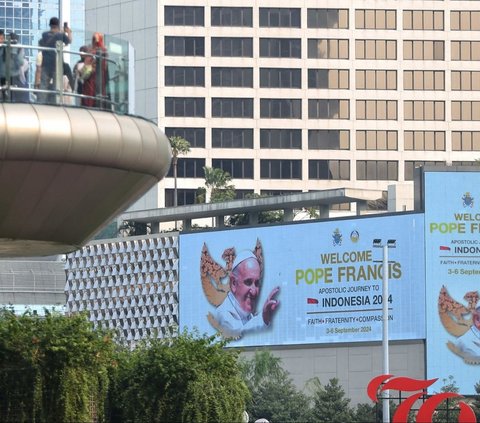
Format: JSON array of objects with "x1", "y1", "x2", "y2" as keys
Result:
[{"x1": 367, "y1": 374, "x2": 477, "y2": 423}]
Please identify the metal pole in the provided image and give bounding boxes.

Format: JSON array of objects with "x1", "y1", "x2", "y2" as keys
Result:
[
  {"x1": 4, "y1": 39, "x2": 11, "y2": 101},
  {"x1": 55, "y1": 40, "x2": 64, "y2": 105},
  {"x1": 96, "y1": 49, "x2": 103, "y2": 108},
  {"x1": 382, "y1": 243, "x2": 390, "y2": 423}
]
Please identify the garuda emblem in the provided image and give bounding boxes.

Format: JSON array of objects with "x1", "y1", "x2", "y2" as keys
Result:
[{"x1": 438, "y1": 285, "x2": 480, "y2": 363}]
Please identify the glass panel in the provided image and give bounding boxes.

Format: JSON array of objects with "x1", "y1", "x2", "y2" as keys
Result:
[
  {"x1": 403, "y1": 11, "x2": 412, "y2": 30},
  {"x1": 451, "y1": 11, "x2": 459, "y2": 31},
  {"x1": 356, "y1": 40, "x2": 364, "y2": 59},
  {"x1": 339, "y1": 10, "x2": 349, "y2": 29}
]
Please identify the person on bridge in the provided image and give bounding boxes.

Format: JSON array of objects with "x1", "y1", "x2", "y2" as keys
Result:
[{"x1": 81, "y1": 32, "x2": 108, "y2": 109}]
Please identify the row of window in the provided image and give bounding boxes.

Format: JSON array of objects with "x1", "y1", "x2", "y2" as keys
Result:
[
  {"x1": 167, "y1": 158, "x2": 475, "y2": 182},
  {"x1": 164, "y1": 128, "x2": 480, "y2": 152},
  {"x1": 164, "y1": 7, "x2": 480, "y2": 31},
  {"x1": 165, "y1": 37, "x2": 480, "y2": 61},
  {"x1": 165, "y1": 98, "x2": 480, "y2": 121},
  {"x1": 166, "y1": 68, "x2": 480, "y2": 91}
]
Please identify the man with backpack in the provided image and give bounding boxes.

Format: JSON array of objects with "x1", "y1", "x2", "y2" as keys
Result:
[{"x1": 39, "y1": 17, "x2": 72, "y2": 103}]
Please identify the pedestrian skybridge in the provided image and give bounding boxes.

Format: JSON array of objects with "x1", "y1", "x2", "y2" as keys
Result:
[{"x1": 0, "y1": 34, "x2": 171, "y2": 257}]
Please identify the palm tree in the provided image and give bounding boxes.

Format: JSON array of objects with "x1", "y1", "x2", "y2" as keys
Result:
[
  {"x1": 203, "y1": 166, "x2": 235, "y2": 203},
  {"x1": 168, "y1": 136, "x2": 191, "y2": 207}
]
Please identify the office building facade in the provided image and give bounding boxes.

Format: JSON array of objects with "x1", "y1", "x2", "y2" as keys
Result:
[{"x1": 86, "y1": 1, "x2": 480, "y2": 210}]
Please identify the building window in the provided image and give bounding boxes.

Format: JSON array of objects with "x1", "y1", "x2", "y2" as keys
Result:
[
  {"x1": 212, "y1": 98, "x2": 253, "y2": 118},
  {"x1": 212, "y1": 159, "x2": 253, "y2": 179},
  {"x1": 403, "y1": 10, "x2": 444, "y2": 30},
  {"x1": 165, "y1": 67, "x2": 205, "y2": 87},
  {"x1": 212, "y1": 129, "x2": 253, "y2": 148},
  {"x1": 331, "y1": 203, "x2": 352, "y2": 211},
  {"x1": 452, "y1": 71, "x2": 480, "y2": 91},
  {"x1": 403, "y1": 40, "x2": 444, "y2": 60},
  {"x1": 308, "y1": 69, "x2": 349, "y2": 89},
  {"x1": 165, "y1": 97, "x2": 205, "y2": 117},
  {"x1": 308, "y1": 39, "x2": 349, "y2": 59},
  {"x1": 404, "y1": 161, "x2": 445, "y2": 181},
  {"x1": 355, "y1": 70, "x2": 396, "y2": 90},
  {"x1": 451, "y1": 161, "x2": 480, "y2": 167},
  {"x1": 451, "y1": 11, "x2": 480, "y2": 31},
  {"x1": 356, "y1": 131, "x2": 397, "y2": 150},
  {"x1": 259, "y1": 8, "x2": 300, "y2": 28},
  {"x1": 452, "y1": 132, "x2": 480, "y2": 151},
  {"x1": 356, "y1": 100, "x2": 397, "y2": 120},
  {"x1": 211, "y1": 68, "x2": 253, "y2": 87},
  {"x1": 166, "y1": 158, "x2": 205, "y2": 178},
  {"x1": 404, "y1": 101, "x2": 445, "y2": 121},
  {"x1": 355, "y1": 40, "x2": 396, "y2": 60},
  {"x1": 164, "y1": 6, "x2": 204, "y2": 26},
  {"x1": 307, "y1": 9, "x2": 348, "y2": 29},
  {"x1": 211, "y1": 37, "x2": 253, "y2": 57},
  {"x1": 357, "y1": 161, "x2": 398, "y2": 181},
  {"x1": 404, "y1": 131, "x2": 445, "y2": 151},
  {"x1": 260, "y1": 99, "x2": 302, "y2": 119},
  {"x1": 451, "y1": 101, "x2": 480, "y2": 121},
  {"x1": 451, "y1": 41, "x2": 480, "y2": 61},
  {"x1": 211, "y1": 7, "x2": 252, "y2": 27},
  {"x1": 355, "y1": 9, "x2": 396, "y2": 30},
  {"x1": 261, "y1": 190, "x2": 302, "y2": 196},
  {"x1": 309, "y1": 99, "x2": 349, "y2": 119},
  {"x1": 404, "y1": 71, "x2": 444, "y2": 91},
  {"x1": 165, "y1": 127, "x2": 205, "y2": 148},
  {"x1": 235, "y1": 190, "x2": 255, "y2": 199},
  {"x1": 260, "y1": 160, "x2": 302, "y2": 179},
  {"x1": 165, "y1": 189, "x2": 198, "y2": 207},
  {"x1": 165, "y1": 37, "x2": 204, "y2": 56},
  {"x1": 260, "y1": 68, "x2": 301, "y2": 88},
  {"x1": 308, "y1": 130, "x2": 350, "y2": 150},
  {"x1": 260, "y1": 38, "x2": 301, "y2": 58},
  {"x1": 260, "y1": 129, "x2": 302, "y2": 149},
  {"x1": 309, "y1": 160, "x2": 350, "y2": 180}
]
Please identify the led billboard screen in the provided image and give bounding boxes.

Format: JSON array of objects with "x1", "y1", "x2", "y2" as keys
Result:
[
  {"x1": 179, "y1": 213, "x2": 425, "y2": 348},
  {"x1": 425, "y1": 170, "x2": 480, "y2": 394}
]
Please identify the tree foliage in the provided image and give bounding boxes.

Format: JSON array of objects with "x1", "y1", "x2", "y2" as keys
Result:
[
  {"x1": 111, "y1": 332, "x2": 249, "y2": 423},
  {"x1": 118, "y1": 220, "x2": 151, "y2": 237},
  {"x1": 169, "y1": 136, "x2": 191, "y2": 163},
  {"x1": 203, "y1": 166, "x2": 236, "y2": 203},
  {"x1": 0, "y1": 311, "x2": 250, "y2": 423},
  {"x1": 309, "y1": 377, "x2": 355, "y2": 423},
  {"x1": 0, "y1": 308, "x2": 116, "y2": 423},
  {"x1": 351, "y1": 402, "x2": 379, "y2": 423},
  {"x1": 168, "y1": 136, "x2": 191, "y2": 207},
  {"x1": 240, "y1": 350, "x2": 311, "y2": 423},
  {"x1": 6, "y1": 309, "x2": 478, "y2": 423},
  {"x1": 432, "y1": 376, "x2": 461, "y2": 423},
  {"x1": 473, "y1": 382, "x2": 480, "y2": 421}
]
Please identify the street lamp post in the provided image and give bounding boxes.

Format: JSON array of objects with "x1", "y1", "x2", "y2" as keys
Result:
[{"x1": 373, "y1": 238, "x2": 396, "y2": 423}]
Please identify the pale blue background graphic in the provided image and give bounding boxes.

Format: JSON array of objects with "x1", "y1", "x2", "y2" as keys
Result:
[
  {"x1": 180, "y1": 214, "x2": 425, "y2": 348},
  {"x1": 425, "y1": 171, "x2": 480, "y2": 395}
]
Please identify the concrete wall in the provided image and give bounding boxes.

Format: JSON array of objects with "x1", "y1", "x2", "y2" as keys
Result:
[{"x1": 241, "y1": 340, "x2": 425, "y2": 406}]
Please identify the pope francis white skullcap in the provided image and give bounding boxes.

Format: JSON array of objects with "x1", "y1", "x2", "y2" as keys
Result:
[{"x1": 232, "y1": 250, "x2": 257, "y2": 271}]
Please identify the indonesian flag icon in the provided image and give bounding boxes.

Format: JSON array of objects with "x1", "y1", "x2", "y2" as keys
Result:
[
  {"x1": 439, "y1": 246, "x2": 451, "y2": 251},
  {"x1": 307, "y1": 298, "x2": 319, "y2": 304}
]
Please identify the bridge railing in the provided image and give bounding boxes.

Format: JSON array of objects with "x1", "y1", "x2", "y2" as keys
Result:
[{"x1": 0, "y1": 31, "x2": 131, "y2": 114}]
